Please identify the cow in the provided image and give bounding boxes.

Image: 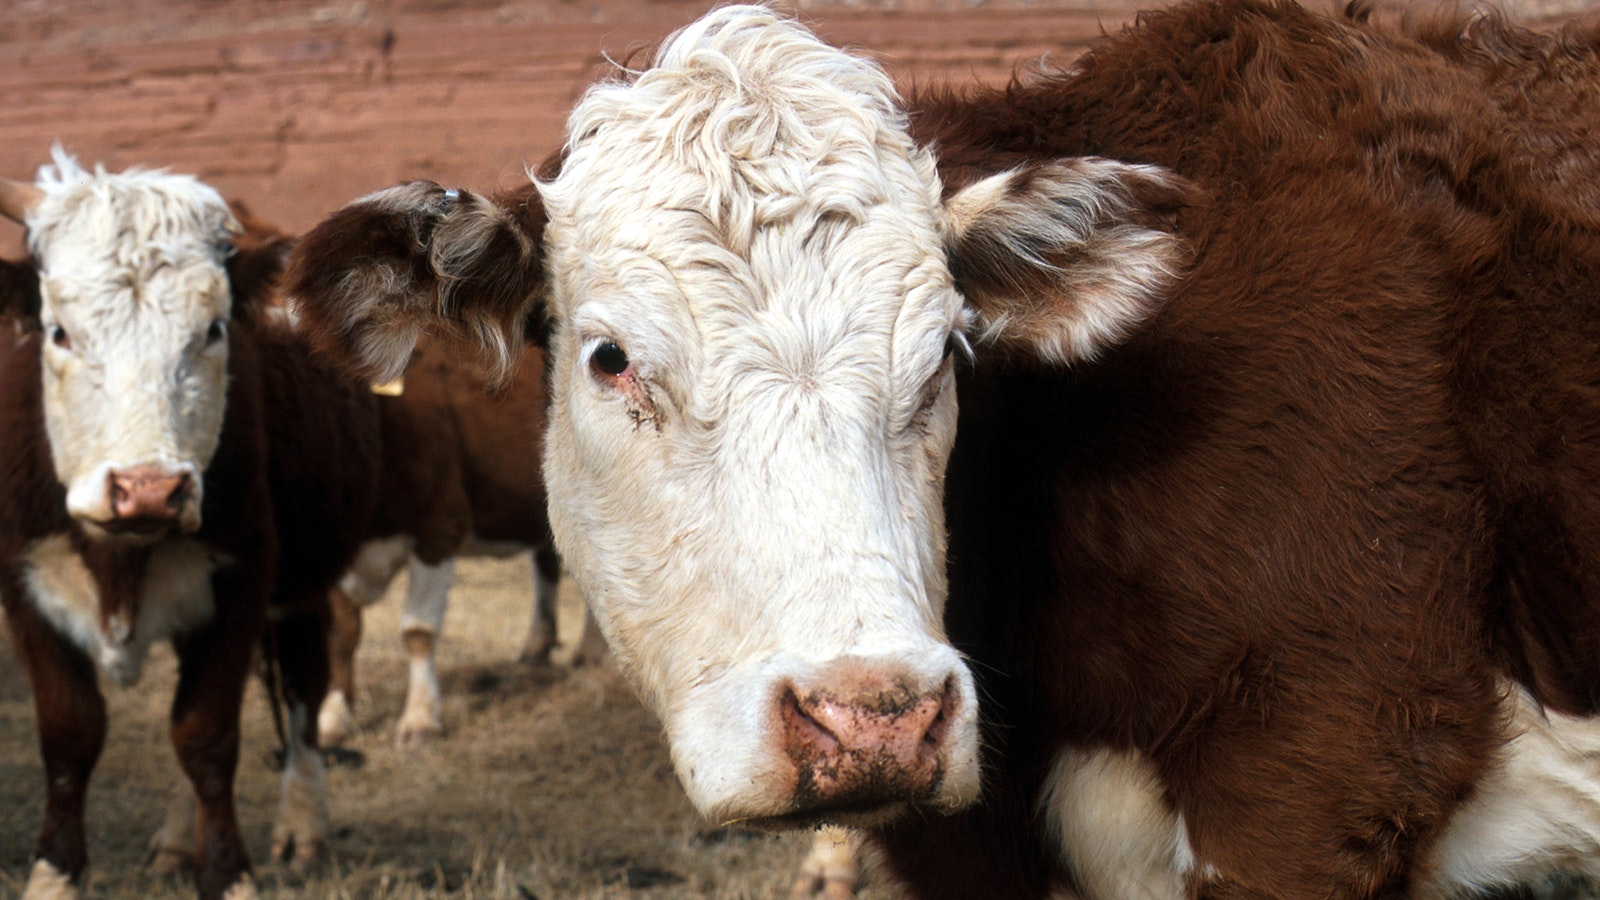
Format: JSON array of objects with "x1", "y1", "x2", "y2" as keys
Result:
[
  {"x1": 282, "y1": 1, "x2": 1600, "y2": 896},
  {"x1": 317, "y1": 331, "x2": 605, "y2": 749},
  {"x1": 0, "y1": 150, "x2": 378, "y2": 900}
]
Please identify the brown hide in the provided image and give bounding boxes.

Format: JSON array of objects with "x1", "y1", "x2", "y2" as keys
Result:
[
  {"x1": 877, "y1": 1, "x2": 1600, "y2": 897},
  {"x1": 364, "y1": 331, "x2": 551, "y2": 563}
]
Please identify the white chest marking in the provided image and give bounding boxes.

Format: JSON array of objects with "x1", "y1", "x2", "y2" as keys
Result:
[
  {"x1": 1039, "y1": 745, "x2": 1196, "y2": 900},
  {"x1": 20, "y1": 534, "x2": 219, "y2": 686}
]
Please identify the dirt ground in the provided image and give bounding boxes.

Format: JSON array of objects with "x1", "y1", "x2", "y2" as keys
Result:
[{"x1": 0, "y1": 557, "x2": 892, "y2": 899}]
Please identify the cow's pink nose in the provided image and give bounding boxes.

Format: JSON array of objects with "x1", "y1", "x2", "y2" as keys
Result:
[
  {"x1": 108, "y1": 466, "x2": 191, "y2": 523},
  {"x1": 779, "y1": 674, "x2": 955, "y2": 812}
]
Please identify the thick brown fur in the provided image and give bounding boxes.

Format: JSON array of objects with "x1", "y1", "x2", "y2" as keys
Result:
[
  {"x1": 0, "y1": 221, "x2": 379, "y2": 897},
  {"x1": 283, "y1": 180, "x2": 547, "y2": 384},
  {"x1": 872, "y1": 1, "x2": 1600, "y2": 897}
]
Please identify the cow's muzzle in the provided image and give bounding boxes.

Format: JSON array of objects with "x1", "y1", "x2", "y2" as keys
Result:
[
  {"x1": 768, "y1": 672, "x2": 958, "y2": 825},
  {"x1": 101, "y1": 465, "x2": 195, "y2": 536}
]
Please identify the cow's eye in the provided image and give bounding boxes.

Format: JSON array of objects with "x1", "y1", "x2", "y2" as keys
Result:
[
  {"x1": 205, "y1": 319, "x2": 227, "y2": 347},
  {"x1": 591, "y1": 341, "x2": 630, "y2": 377},
  {"x1": 48, "y1": 324, "x2": 71, "y2": 351}
]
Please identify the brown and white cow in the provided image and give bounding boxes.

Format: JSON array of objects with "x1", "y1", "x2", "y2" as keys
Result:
[
  {"x1": 285, "y1": 1, "x2": 1600, "y2": 896},
  {"x1": 0, "y1": 151, "x2": 378, "y2": 899},
  {"x1": 318, "y1": 331, "x2": 604, "y2": 749}
]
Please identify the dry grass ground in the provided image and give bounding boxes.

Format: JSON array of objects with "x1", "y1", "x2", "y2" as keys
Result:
[{"x1": 0, "y1": 556, "x2": 896, "y2": 898}]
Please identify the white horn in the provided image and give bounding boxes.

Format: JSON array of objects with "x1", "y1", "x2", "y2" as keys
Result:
[{"x1": 0, "y1": 178, "x2": 44, "y2": 224}]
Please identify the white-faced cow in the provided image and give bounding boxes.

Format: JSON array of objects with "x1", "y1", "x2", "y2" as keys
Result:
[
  {"x1": 284, "y1": 1, "x2": 1600, "y2": 896},
  {"x1": 318, "y1": 331, "x2": 604, "y2": 749},
  {"x1": 0, "y1": 152, "x2": 378, "y2": 900}
]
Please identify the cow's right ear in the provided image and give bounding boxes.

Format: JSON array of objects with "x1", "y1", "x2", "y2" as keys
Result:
[
  {"x1": 283, "y1": 180, "x2": 546, "y2": 383},
  {"x1": 943, "y1": 158, "x2": 1194, "y2": 366},
  {"x1": 0, "y1": 259, "x2": 40, "y2": 329}
]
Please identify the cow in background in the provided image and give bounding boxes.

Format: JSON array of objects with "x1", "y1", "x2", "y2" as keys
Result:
[
  {"x1": 0, "y1": 151, "x2": 377, "y2": 899},
  {"x1": 282, "y1": 0, "x2": 1600, "y2": 895},
  {"x1": 318, "y1": 330, "x2": 605, "y2": 749}
]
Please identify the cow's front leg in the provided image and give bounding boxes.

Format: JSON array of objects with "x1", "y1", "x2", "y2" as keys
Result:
[
  {"x1": 269, "y1": 596, "x2": 332, "y2": 865},
  {"x1": 396, "y1": 555, "x2": 452, "y2": 745},
  {"x1": 5, "y1": 591, "x2": 106, "y2": 899},
  {"x1": 170, "y1": 594, "x2": 260, "y2": 900},
  {"x1": 317, "y1": 584, "x2": 364, "y2": 748}
]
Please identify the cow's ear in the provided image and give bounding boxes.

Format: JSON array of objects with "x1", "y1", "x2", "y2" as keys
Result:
[
  {"x1": 943, "y1": 159, "x2": 1193, "y2": 364},
  {"x1": 0, "y1": 258, "x2": 41, "y2": 328},
  {"x1": 283, "y1": 180, "x2": 545, "y2": 383},
  {"x1": 225, "y1": 199, "x2": 295, "y2": 323}
]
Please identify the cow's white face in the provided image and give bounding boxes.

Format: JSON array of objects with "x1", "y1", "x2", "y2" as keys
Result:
[
  {"x1": 23, "y1": 153, "x2": 237, "y2": 539},
  {"x1": 536, "y1": 8, "x2": 983, "y2": 827}
]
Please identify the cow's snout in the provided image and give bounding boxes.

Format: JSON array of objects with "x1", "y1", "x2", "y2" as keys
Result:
[
  {"x1": 107, "y1": 466, "x2": 192, "y2": 532},
  {"x1": 778, "y1": 672, "x2": 956, "y2": 815}
]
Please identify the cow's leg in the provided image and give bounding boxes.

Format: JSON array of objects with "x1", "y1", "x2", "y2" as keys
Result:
[
  {"x1": 269, "y1": 598, "x2": 332, "y2": 865},
  {"x1": 317, "y1": 586, "x2": 363, "y2": 747},
  {"x1": 318, "y1": 537, "x2": 409, "y2": 747},
  {"x1": 791, "y1": 826, "x2": 861, "y2": 899},
  {"x1": 5, "y1": 591, "x2": 106, "y2": 899},
  {"x1": 519, "y1": 543, "x2": 562, "y2": 666},
  {"x1": 396, "y1": 554, "x2": 453, "y2": 746},
  {"x1": 569, "y1": 605, "x2": 609, "y2": 668},
  {"x1": 145, "y1": 777, "x2": 198, "y2": 875},
  {"x1": 169, "y1": 594, "x2": 260, "y2": 899}
]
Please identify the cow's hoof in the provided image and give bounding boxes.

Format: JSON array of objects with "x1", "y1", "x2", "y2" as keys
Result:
[
  {"x1": 220, "y1": 873, "x2": 259, "y2": 900},
  {"x1": 21, "y1": 859, "x2": 78, "y2": 900},
  {"x1": 317, "y1": 690, "x2": 357, "y2": 748},
  {"x1": 394, "y1": 708, "x2": 444, "y2": 747},
  {"x1": 791, "y1": 828, "x2": 860, "y2": 899},
  {"x1": 517, "y1": 641, "x2": 557, "y2": 667}
]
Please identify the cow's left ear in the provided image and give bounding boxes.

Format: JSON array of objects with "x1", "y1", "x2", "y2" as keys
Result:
[
  {"x1": 225, "y1": 199, "x2": 295, "y2": 322},
  {"x1": 1, "y1": 176, "x2": 44, "y2": 328},
  {"x1": 943, "y1": 159, "x2": 1193, "y2": 364},
  {"x1": 0, "y1": 258, "x2": 41, "y2": 328}
]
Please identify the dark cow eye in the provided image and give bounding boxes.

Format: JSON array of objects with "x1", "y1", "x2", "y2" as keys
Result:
[
  {"x1": 49, "y1": 324, "x2": 71, "y2": 351},
  {"x1": 591, "y1": 341, "x2": 630, "y2": 377},
  {"x1": 205, "y1": 319, "x2": 227, "y2": 347},
  {"x1": 942, "y1": 334, "x2": 957, "y2": 361}
]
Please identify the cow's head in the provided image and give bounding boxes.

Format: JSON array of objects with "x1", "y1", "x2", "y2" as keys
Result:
[
  {"x1": 286, "y1": 6, "x2": 1186, "y2": 830},
  {"x1": 1, "y1": 150, "x2": 246, "y2": 540}
]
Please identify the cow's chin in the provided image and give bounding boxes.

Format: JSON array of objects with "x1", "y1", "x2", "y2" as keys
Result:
[
  {"x1": 80, "y1": 515, "x2": 195, "y2": 544},
  {"x1": 731, "y1": 799, "x2": 919, "y2": 834}
]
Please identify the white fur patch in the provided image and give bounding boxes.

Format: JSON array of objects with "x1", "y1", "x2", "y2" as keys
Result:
[
  {"x1": 1421, "y1": 682, "x2": 1600, "y2": 896},
  {"x1": 20, "y1": 534, "x2": 218, "y2": 686},
  {"x1": 1039, "y1": 745, "x2": 1195, "y2": 900}
]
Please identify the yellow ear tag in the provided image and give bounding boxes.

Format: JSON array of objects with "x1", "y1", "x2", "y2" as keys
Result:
[{"x1": 371, "y1": 377, "x2": 405, "y2": 397}]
